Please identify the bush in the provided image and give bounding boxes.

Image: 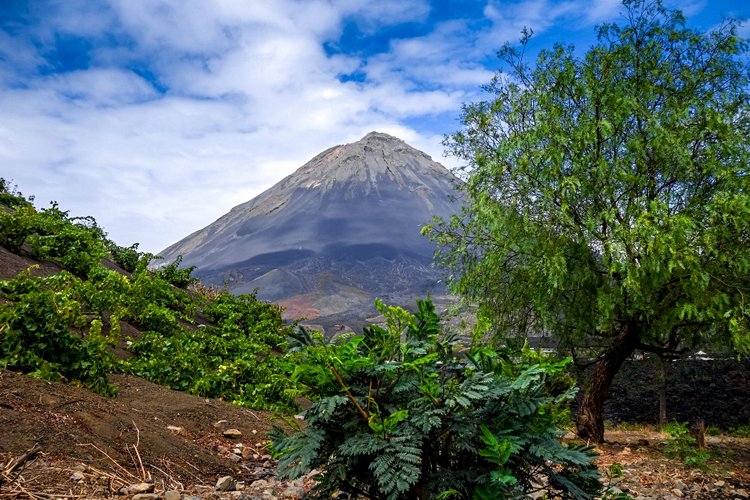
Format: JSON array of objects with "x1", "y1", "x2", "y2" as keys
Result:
[
  {"x1": 28, "y1": 205, "x2": 108, "y2": 278},
  {"x1": 271, "y1": 299, "x2": 600, "y2": 499},
  {"x1": 663, "y1": 421, "x2": 710, "y2": 469},
  {"x1": 125, "y1": 291, "x2": 295, "y2": 411},
  {"x1": 0, "y1": 270, "x2": 117, "y2": 396},
  {"x1": 0, "y1": 206, "x2": 39, "y2": 252},
  {"x1": 155, "y1": 255, "x2": 197, "y2": 289}
]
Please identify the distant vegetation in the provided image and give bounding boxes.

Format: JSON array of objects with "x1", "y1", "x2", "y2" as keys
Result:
[{"x1": 0, "y1": 178, "x2": 295, "y2": 410}]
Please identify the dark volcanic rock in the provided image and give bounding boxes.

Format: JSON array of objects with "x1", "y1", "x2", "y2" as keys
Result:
[{"x1": 159, "y1": 132, "x2": 461, "y2": 329}]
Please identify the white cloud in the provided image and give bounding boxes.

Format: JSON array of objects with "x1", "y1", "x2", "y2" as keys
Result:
[{"x1": 1, "y1": 0, "x2": 740, "y2": 254}]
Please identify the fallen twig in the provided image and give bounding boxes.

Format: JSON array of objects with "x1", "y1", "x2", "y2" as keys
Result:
[
  {"x1": 75, "y1": 443, "x2": 137, "y2": 482},
  {"x1": 2, "y1": 444, "x2": 41, "y2": 483}
]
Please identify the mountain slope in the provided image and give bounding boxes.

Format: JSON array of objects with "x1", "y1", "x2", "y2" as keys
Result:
[{"x1": 159, "y1": 132, "x2": 461, "y2": 329}]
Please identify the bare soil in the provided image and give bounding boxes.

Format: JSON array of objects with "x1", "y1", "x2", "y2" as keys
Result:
[{"x1": 0, "y1": 368, "x2": 282, "y2": 497}]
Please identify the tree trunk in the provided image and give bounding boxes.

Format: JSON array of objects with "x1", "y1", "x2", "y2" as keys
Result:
[
  {"x1": 576, "y1": 323, "x2": 641, "y2": 443},
  {"x1": 657, "y1": 355, "x2": 668, "y2": 431}
]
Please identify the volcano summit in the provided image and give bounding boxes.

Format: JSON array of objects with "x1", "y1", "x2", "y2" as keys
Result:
[{"x1": 159, "y1": 132, "x2": 461, "y2": 330}]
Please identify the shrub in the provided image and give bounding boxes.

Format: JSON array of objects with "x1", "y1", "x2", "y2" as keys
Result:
[
  {"x1": 155, "y1": 255, "x2": 198, "y2": 289},
  {"x1": 271, "y1": 299, "x2": 600, "y2": 499},
  {"x1": 125, "y1": 291, "x2": 295, "y2": 411},
  {"x1": 0, "y1": 205, "x2": 39, "y2": 252},
  {"x1": 0, "y1": 270, "x2": 117, "y2": 396},
  {"x1": 107, "y1": 242, "x2": 145, "y2": 273},
  {"x1": 663, "y1": 421, "x2": 710, "y2": 469}
]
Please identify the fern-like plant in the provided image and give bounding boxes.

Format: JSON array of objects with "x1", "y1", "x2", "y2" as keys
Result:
[{"x1": 271, "y1": 299, "x2": 600, "y2": 499}]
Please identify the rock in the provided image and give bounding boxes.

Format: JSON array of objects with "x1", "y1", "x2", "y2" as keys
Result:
[
  {"x1": 715, "y1": 480, "x2": 727, "y2": 489},
  {"x1": 251, "y1": 479, "x2": 271, "y2": 488},
  {"x1": 282, "y1": 485, "x2": 306, "y2": 498},
  {"x1": 167, "y1": 425, "x2": 184, "y2": 433},
  {"x1": 224, "y1": 428, "x2": 243, "y2": 439},
  {"x1": 216, "y1": 475, "x2": 237, "y2": 492},
  {"x1": 213, "y1": 419, "x2": 229, "y2": 430},
  {"x1": 164, "y1": 490, "x2": 181, "y2": 500},
  {"x1": 120, "y1": 482, "x2": 154, "y2": 495},
  {"x1": 131, "y1": 495, "x2": 159, "y2": 500},
  {"x1": 735, "y1": 489, "x2": 750, "y2": 499},
  {"x1": 229, "y1": 453, "x2": 242, "y2": 463},
  {"x1": 69, "y1": 471, "x2": 85, "y2": 482},
  {"x1": 671, "y1": 488, "x2": 684, "y2": 497},
  {"x1": 675, "y1": 480, "x2": 688, "y2": 492}
]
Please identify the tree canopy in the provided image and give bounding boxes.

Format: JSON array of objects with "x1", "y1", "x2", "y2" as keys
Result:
[{"x1": 426, "y1": 0, "x2": 750, "y2": 442}]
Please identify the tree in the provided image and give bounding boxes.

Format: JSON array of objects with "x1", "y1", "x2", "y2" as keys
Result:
[{"x1": 425, "y1": 0, "x2": 750, "y2": 442}]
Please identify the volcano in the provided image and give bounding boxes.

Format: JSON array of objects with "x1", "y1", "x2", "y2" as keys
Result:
[{"x1": 159, "y1": 132, "x2": 461, "y2": 331}]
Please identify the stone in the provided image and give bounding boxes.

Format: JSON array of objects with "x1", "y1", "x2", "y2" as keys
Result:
[
  {"x1": 164, "y1": 490, "x2": 181, "y2": 500},
  {"x1": 216, "y1": 475, "x2": 237, "y2": 492},
  {"x1": 282, "y1": 485, "x2": 306, "y2": 498},
  {"x1": 675, "y1": 480, "x2": 688, "y2": 492},
  {"x1": 671, "y1": 488, "x2": 684, "y2": 498},
  {"x1": 251, "y1": 479, "x2": 271, "y2": 488},
  {"x1": 229, "y1": 453, "x2": 242, "y2": 463},
  {"x1": 69, "y1": 471, "x2": 85, "y2": 482},
  {"x1": 167, "y1": 425, "x2": 184, "y2": 433},
  {"x1": 213, "y1": 419, "x2": 229, "y2": 430},
  {"x1": 131, "y1": 495, "x2": 159, "y2": 500},
  {"x1": 121, "y1": 482, "x2": 154, "y2": 495},
  {"x1": 224, "y1": 428, "x2": 243, "y2": 439},
  {"x1": 735, "y1": 489, "x2": 750, "y2": 499},
  {"x1": 715, "y1": 480, "x2": 727, "y2": 489}
]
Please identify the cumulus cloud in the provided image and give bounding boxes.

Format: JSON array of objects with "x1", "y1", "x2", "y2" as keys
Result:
[{"x1": 0, "y1": 0, "x2": 741, "y2": 252}]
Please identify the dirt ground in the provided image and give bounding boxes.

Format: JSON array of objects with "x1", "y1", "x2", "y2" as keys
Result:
[
  {"x1": 1, "y1": 366, "x2": 749, "y2": 499},
  {"x1": 0, "y1": 368, "x2": 288, "y2": 498}
]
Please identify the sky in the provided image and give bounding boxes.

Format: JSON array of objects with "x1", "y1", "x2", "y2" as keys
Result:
[{"x1": 1, "y1": 0, "x2": 748, "y2": 253}]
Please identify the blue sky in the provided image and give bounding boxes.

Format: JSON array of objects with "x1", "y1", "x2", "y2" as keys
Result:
[{"x1": 1, "y1": 0, "x2": 748, "y2": 252}]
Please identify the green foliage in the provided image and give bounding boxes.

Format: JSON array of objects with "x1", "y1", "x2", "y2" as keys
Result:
[
  {"x1": 271, "y1": 299, "x2": 600, "y2": 499},
  {"x1": 155, "y1": 255, "x2": 197, "y2": 289},
  {"x1": 0, "y1": 178, "x2": 34, "y2": 210},
  {"x1": 0, "y1": 205, "x2": 39, "y2": 252},
  {"x1": 28, "y1": 204, "x2": 109, "y2": 278},
  {"x1": 0, "y1": 193, "x2": 295, "y2": 409},
  {"x1": 728, "y1": 424, "x2": 750, "y2": 438},
  {"x1": 125, "y1": 291, "x2": 295, "y2": 411},
  {"x1": 0, "y1": 270, "x2": 118, "y2": 396},
  {"x1": 424, "y1": 0, "x2": 750, "y2": 438},
  {"x1": 107, "y1": 242, "x2": 145, "y2": 273},
  {"x1": 663, "y1": 421, "x2": 710, "y2": 468}
]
